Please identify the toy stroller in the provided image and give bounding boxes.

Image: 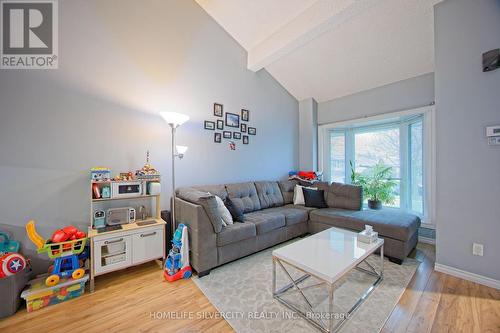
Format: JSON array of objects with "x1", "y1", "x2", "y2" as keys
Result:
[
  {"x1": 164, "y1": 223, "x2": 192, "y2": 282},
  {"x1": 26, "y1": 221, "x2": 87, "y2": 287}
]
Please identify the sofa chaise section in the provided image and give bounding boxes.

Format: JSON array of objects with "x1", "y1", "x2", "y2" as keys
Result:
[{"x1": 309, "y1": 208, "x2": 420, "y2": 263}]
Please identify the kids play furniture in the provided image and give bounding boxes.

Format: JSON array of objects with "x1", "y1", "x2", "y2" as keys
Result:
[
  {"x1": 89, "y1": 179, "x2": 166, "y2": 292},
  {"x1": 272, "y1": 227, "x2": 384, "y2": 333},
  {"x1": 175, "y1": 180, "x2": 420, "y2": 276}
]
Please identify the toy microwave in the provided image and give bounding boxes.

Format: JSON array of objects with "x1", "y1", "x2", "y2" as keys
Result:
[
  {"x1": 111, "y1": 181, "x2": 143, "y2": 199},
  {"x1": 106, "y1": 207, "x2": 136, "y2": 226}
]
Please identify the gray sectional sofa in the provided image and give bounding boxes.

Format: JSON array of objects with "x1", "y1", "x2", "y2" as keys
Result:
[{"x1": 175, "y1": 180, "x2": 420, "y2": 277}]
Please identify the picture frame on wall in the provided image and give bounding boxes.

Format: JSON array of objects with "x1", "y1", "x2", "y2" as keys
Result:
[
  {"x1": 233, "y1": 132, "x2": 241, "y2": 139},
  {"x1": 241, "y1": 109, "x2": 249, "y2": 121},
  {"x1": 205, "y1": 121, "x2": 215, "y2": 130},
  {"x1": 225, "y1": 113, "x2": 240, "y2": 128},
  {"x1": 214, "y1": 103, "x2": 223, "y2": 117},
  {"x1": 243, "y1": 135, "x2": 249, "y2": 144},
  {"x1": 223, "y1": 131, "x2": 232, "y2": 139},
  {"x1": 241, "y1": 123, "x2": 247, "y2": 133},
  {"x1": 214, "y1": 132, "x2": 221, "y2": 143},
  {"x1": 248, "y1": 127, "x2": 256, "y2": 135},
  {"x1": 217, "y1": 120, "x2": 224, "y2": 130}
]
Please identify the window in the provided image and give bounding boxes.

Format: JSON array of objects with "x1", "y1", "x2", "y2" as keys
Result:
[
  {"x1": 325, "y1": 115, "x2": 425, "y2": 216},
  {"x1": 409, "y1": 120, "x2": 423, "y2": 213},
  {"x1": 330, "y1": 132, "x2": 345, "y2": 183},
  {"x1": 354, "y1": 125, "x2": 402, "y2": 208}
]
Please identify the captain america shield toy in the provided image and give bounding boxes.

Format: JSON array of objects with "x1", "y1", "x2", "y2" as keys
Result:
[{"x1": 0, "y1": 253, "x2": 26, "y2": 276}]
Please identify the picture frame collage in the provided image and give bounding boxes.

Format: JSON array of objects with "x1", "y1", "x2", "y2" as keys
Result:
[{"x1": 204, "y1": 103, "x2": 256, "y2": 147}]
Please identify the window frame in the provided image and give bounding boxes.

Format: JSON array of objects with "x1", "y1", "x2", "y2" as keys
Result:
[
  {"x1": 329, "y1": 130, "x2": 348, "y2": 183},
  {"x1": 408, "y1": 117, "x2": 424, "y2": 215},
  {"x1": 318, "y1": 106, "x2": 436, "y2": 227}
]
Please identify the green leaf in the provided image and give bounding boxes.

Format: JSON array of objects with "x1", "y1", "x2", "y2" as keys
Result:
[{"x1": 349, "y1": 160, "x2": 397, "y2": 205}]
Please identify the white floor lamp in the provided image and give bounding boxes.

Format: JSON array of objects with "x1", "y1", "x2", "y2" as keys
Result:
[{"x1": 160, "y1": 111, "x2": 189, "y2": 234}]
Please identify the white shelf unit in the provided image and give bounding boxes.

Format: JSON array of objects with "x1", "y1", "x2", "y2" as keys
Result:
[{"x1": 89, "y1": 179, "x2": 166, "y2": 292}]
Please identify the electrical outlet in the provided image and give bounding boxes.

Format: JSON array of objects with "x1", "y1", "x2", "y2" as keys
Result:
[{"x1": 472, "y1": 243, "x2": 484, "y2": 256}]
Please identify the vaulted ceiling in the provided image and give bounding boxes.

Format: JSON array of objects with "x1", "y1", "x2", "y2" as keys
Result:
[{"x1": 196, "y1": 0, "x2": 441, "y2": 102}]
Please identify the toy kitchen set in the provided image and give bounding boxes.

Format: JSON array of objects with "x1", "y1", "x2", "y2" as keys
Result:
[{"x1": 88, "y1": 154, "x2": 166, "y2": 292}]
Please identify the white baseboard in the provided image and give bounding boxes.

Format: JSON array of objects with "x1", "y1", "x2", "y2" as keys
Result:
[
  {"x1": 434, "y1": 263, "x2": 500, "y2": 290},
  {"x1": 418, "y1": 236, "x2": 436, "y2": 245}
]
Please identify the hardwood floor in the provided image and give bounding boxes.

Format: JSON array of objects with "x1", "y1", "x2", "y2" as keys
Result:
[
  {"x1": 381, "y1": 243, "x2": 500, "y2": 333},
  {"x1": 1, "y1": 243, "x2": 499, "y2": 333}
]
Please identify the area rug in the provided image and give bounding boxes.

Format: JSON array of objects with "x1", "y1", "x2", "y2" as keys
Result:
[{"x1": 193, "y1": 240, "x2": 420, "y2": 333}]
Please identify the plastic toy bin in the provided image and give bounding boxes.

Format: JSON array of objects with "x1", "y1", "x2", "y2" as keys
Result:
[
  {"x1": 0, "y1": 267, "x2": 30, "y2": 318},
  {"x1": 20, "y1": 274, "x2": 88, "y2": 312}
]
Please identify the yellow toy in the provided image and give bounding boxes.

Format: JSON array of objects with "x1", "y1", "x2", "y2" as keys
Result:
[{"x1": 26, "y1": 220, "x2": 45, "y2": 249}]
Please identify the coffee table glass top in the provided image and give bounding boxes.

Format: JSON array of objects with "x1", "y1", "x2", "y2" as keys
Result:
[{"x1": 272, "y1": 227, "x2": 383, "y2": 284}]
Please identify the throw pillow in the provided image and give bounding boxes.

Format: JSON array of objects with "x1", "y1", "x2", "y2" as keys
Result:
[
  {"x1": 293, "y1": 185, "x2": 317, "y2": 205},
  {"x1": 225, "y1": 197, "x2": 245, "y2": 222},
  {"x1": 212, "y1": 194, "x2": 233, "y2": 226},
  {"x1": 303, "y1": 188, "x2": 328, "y2": 208},
  {"x1": 176, "y1": 188, "x2": 223, "y2": 233}
]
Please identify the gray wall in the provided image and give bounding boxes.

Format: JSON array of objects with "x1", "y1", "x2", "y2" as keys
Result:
[
  {"x1": 0, "y1": 0, "x2": 298, "y2": 265},
  {"x1": 318, "y1": 73, "x2": 435, "y2": 124},
  {"x1": 299, "y1": 98, "x2": 318, "y2": 170},
  {"x1": 434, "y1": 0, "x2": 500, "y2": 280}
]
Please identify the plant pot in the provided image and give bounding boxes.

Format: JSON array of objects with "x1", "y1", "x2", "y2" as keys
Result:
[{"x1": 368, "y1": 200, "x2": 382, "y2": 210}]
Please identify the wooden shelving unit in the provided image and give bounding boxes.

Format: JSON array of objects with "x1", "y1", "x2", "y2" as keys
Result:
[{"x1": 88, "y1": 178, "x2": 165, "y2": 292}]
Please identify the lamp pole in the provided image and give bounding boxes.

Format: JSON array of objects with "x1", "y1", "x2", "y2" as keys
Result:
[
  {"x1": 160, "y1": 111, "x2": 189, "y2": 236},
  {"x1": 170, "y1": 124, "x2": 177, "y2": 235}
]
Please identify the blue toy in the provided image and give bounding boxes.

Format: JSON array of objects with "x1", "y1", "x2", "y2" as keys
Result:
[
  {"x1": 90, "y1": 167, "x2": 111, "y2": 181},
  {"x1": 0, "y1": 232, "x2": 20, "y2": 255},
  {"x1": 52, "y1": 245, "x2": 89, "y2": 272},
  {"x1": 93, "y1": 211, "x2": 106, "y2": 229},
  {"x1": 164, "y1": 223, "x2": 192, "y2": 282},
  {"x1": 101, "y1": 186, "x2": 111, "y2": 198}
]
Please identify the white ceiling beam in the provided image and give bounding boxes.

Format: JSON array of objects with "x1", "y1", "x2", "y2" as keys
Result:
[{"x1": 247, "y1": 0, "x2": 379, "y2": 72}]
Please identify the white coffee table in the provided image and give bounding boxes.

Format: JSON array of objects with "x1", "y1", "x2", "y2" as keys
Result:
[{"x1": 272, "y1": 227, "x2": 384, "y2": 332}]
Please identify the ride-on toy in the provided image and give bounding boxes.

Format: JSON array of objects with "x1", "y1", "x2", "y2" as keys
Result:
[
  {"x1": 164, "y1": 223, "x2": 192, "y2": 282},
  {"x1": 26, "y1": 221, "x2": 87, "y2": 287}
]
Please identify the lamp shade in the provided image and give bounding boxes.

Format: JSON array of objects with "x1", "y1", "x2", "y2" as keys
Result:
[
  {"x1": 176, "y1": 145, "x2": 188, "y2": 155},
  {"x1": 160, "y1": 112, "x2": 189, "y2": 127}
]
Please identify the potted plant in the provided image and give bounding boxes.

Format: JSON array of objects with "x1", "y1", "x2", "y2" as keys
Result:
[{"x1": 350, "y1": 161, "x2": 397, "y2": 210}]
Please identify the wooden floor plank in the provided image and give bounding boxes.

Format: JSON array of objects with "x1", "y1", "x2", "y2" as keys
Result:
[
  {"x1": 430, "y1": 274, "x2": 472, "y2": 333},
  {"x1": 380, "y1": 243, "x2": 435, "y2": 333},
  {"x1": 406, "y1": 270, "x2": 445, "y2": 333},
  {"x1": 474, "y1": 280, "x2": 500, "y2": 333}
]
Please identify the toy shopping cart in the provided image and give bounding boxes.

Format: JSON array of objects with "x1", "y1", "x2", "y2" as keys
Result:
[{"x1": 26, "y1": 221, "x2": 87, "y2": 287}]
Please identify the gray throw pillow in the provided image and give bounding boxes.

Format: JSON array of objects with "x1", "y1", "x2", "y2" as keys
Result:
[
  {"x1": 212, "y1": 194, "x2": 233, "y2": 226},
  {"x1": 225, "y1": 197, "x2": 245, "y2": 222},
  {"x1": 176, "y1": 188, "x2": 224, "y2": 233}
]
